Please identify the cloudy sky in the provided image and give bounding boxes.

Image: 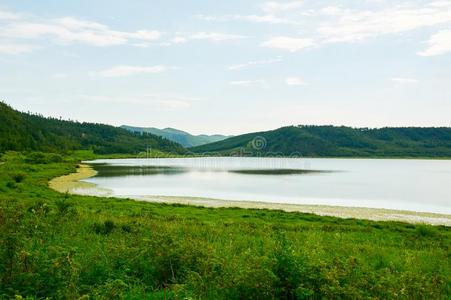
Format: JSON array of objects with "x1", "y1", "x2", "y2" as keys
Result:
[{"x1": 1, "y1": 0, "x2": 451, "y2": 135}]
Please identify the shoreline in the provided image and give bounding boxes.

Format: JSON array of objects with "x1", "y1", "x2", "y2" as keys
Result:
[
  {"x1": 48, "y1": 164, "x2": 98, "y2": 193},
  {"x1": 89, "y1": 155, "x2": 451, "y2": 161},
  {"x1": 49, "y1": 164, "x2": 451, "y2": 226}
]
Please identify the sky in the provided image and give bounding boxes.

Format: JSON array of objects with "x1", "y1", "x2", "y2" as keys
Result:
[{"x1": 1, "y1": 0, "x2": 451, "y2": 135}]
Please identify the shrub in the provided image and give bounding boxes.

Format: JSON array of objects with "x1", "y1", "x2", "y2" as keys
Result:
[
  {"x1": 93, "y1": 220, "x2": 116, "y2": 235},
  {"x1": 92, "y1": 279, "x2": 129, "y2": 299},
  {"x1": 415, "y1": 225, "x2": 436, "y2": 237},
  {"x1": 25, "y1": 152, "x2": 63, "y2": 164},
  {"x1": 5, "y1": 181, "x2": 16, "y2": 189},
  {"x1": 55, "y1": 199, "x2": 76, "y2": 216},
  {"x1": 12, "y1": 173, "x2": 25, "y2": 183},
  {"x1": 272, "y1": 232, "x2": 321, "y2": 299},
  {"x1": 27, "y1": 201, "x2": 50, "y2": 215}
]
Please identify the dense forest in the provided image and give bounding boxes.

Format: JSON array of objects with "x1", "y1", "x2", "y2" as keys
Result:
[
  {"x1": 121, "y1": 125, "x2": 232, "y2": 148},
  {"x1": 0, "y1": 102, "x2": 186, "y2": 154},
  {"x1": 191, "y1": 125, "x2": 451, "y2": 157}
]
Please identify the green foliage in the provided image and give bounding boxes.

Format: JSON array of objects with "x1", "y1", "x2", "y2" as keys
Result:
[
  {"x1": 11, "y1": 173, "x2": 25, "y2": 183},
  {"x1": 191, "y1": 125, "x2": 451, "y2": 158},
  {"x1": 0, "y1": 152, "x2": 450, "y2": 299},
  {"x1": 55, "y1": 197, "x2": 76, "y2": 216},
  {"x1": 92, "y1": 219, "x2": 116, "y2": 235},
  {"x1": 0, "y1": 102, "x2": 186, "y2": 155},
  {"x1": 24, "y1": 152, "x2": 63, "y2": 164}
]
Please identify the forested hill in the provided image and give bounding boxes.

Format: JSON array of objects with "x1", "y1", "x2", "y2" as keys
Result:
[
  {"x1": 0, "y1": 102, "x2": 186, "y2": 154},
  {"x1": 121, "y1": 125, "x2": 232, "y2": 147},
  {"x1": 190, "y1": 125, "x2": 451, "y2": 158}
]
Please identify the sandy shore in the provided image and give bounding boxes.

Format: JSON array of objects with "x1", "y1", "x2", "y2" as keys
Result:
[
  {"x1": 49, "y1": 164, "x2": 451, "y2": 226},
  {"x1": 49, "y1": 164, "x2": 99, "y2": 193}
]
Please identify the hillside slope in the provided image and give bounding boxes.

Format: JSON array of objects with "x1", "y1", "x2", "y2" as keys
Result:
[
  {"x1": 190, "y1": 125, "x2": 451, "y2": 157},
  {"x1": 121, "y1": 125, "x2": 231, "y2": 147},
  {"x1": 0, "y1": 102, "x2": 186, "y2": 154}
]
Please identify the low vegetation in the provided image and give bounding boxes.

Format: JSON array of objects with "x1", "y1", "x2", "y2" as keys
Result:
[{"x1": 0, "y1": 151, "x2": 450, "y2": 299}]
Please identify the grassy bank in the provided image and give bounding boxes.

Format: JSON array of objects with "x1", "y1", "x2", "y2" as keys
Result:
[{"x1": 0, "y1": 151, "x2": 450, "y2": 299}]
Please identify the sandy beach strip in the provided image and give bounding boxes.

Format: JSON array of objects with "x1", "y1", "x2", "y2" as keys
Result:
[
  {"x1": 49, "y1": 164, "x2": 451, "y2": 226},
  {"x1": 49, "y1": 164, "x2": 98, "y2": 193}
]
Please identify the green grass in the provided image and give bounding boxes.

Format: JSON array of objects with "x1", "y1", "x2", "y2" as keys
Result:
[{"x1": 0, "y1": 151, "x2": 450, "y2": 299}]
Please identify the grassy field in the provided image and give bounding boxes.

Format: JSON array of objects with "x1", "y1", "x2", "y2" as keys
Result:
[{"x1": 0, "y1": 151, "x2": 450, "y2": 299}]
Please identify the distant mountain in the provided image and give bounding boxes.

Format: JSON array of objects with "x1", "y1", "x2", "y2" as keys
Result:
[
  {"x1": 190, "y1": 125, "x2": 451, "y2": 158},
  {"x1": 121, "y1": 125, "x2": 232, "y2": 148},
  {"x1": 0, "y1": 102, "x2": 186, "y2": 154}
]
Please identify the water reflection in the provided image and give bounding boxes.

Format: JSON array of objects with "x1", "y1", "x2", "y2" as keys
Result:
[
  {"x1": 229, "y1": 169, "x2": 328, "y2": 175},
  {"x1": 91, "y1": 164, "x2": 189, "y2": 177},
  {"x1": 90, "y1": 163, "x2": 326, "y2": 177}
]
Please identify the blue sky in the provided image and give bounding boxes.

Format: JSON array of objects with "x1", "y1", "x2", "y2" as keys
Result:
[{"x1": 1, "y1": 0, "x2": 451, "y2": 135}]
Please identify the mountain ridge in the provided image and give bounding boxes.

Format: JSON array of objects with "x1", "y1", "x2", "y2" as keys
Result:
[
  {"x1": 121, "y1": 125, "x2": 232, "y2": 148},
  {"x1": 190, "y1": 125, "x2": 451, "y2": 158}
]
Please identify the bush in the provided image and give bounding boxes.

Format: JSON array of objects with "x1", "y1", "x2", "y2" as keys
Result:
[
  {"x1": 12, "y1": 173, "x2": 25, "y2": 183},
  {"x1": 415, "y1": 225, "x2": 436, "y2": 237},
  {"x1": 93, "y1": 220, "x2": 116, "y2": 235},
  {"x1": 5, "y1": 181, "x2": 16, "y2": 189},
  {"x1": 55, "y1": 198, "x2": 76, "y2": 216},
  {"x1": 25, "y1": 152, "x2": 63, "y2": 164},
  {"x1": 27, "y1": 201, "x2": 50, "y2": 215}
]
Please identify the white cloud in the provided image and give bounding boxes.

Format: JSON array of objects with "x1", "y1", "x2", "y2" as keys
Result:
[
  {"x1": 165, "y1": 31, "x2": 246, "y2": 46},
  {"x1": 195, "y1": 15, "x2": 221, "y2": 22},
  {"x1": 197, "y1": 1, "x2": 303, "y2": 24},
  {"x1": 197, "y1": 1, "x2": 451, "y2": 57},
  {"x1": 318, "y1": 2, "x2": 451, "y2": 43},
  {"x1": 236, "y1": 14, "x2": 294, "y2": 24},
  {"x1": 0, "y1": 9, "x2": 20, "y2": 20},
  {"x1": 93, "y1": 65, "x2": 168, "y2": 78},
  {"x1": 390, "y1": 77, "x2": 418, "y2": 84},
  {"x1": 189, "y1": 32, "x2": 246, "y2": 41},
  {"x1": 319, "y1": 6, "x2": 343, "y2": 16},
  {"x1": 228, "y1": 57, "x2": 282, "y2": 70},
  {"x1": 197, "y1": 14, "x2": 295, "y2": 24},
  {"x1": 132, "y1": 43, "x2": 151, "y2": 48},
  {"x1": 418, "y1": 29, "x2": 451, "y2": 56},
  {"x1": 285, "y1": 77, "x2": 306, "y2": 86},
  {"x1": 0, "y1": 14, "x2": 161, "y2": 48},
  {"x1": 229, "y1": 80, "x2": 266, "y2": 87},
  {"x1": 261, "y1": 1, "x2": 304, "y2": 14},
  {"x1": 0, "y1": 43, "x2": 35, "y2": 54},
  {"x1": 262, "y1": 36, "x2": 315, "y2": 52},
  {"x1": 172, "y1": 36, "x2": 188, "y2": 44}
]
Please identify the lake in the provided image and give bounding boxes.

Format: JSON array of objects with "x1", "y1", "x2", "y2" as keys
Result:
[{"x1": 83, "y1": 157, "x2": 451, "y2": 214}]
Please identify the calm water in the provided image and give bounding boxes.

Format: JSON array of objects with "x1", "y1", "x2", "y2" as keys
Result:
[{"x1": 84, "y1": 157, "x2": 451, "y2": 214}]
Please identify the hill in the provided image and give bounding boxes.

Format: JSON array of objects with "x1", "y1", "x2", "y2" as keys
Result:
[
  {"x1": 121, "y1": 125, "x2": 232, "y2": 147},
  {"x1": 0, "y1": 101, "x2": 186, "y2": 154},
  {"x1": 190, "y1": 125, "x2": 451, "y2": 158}
]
